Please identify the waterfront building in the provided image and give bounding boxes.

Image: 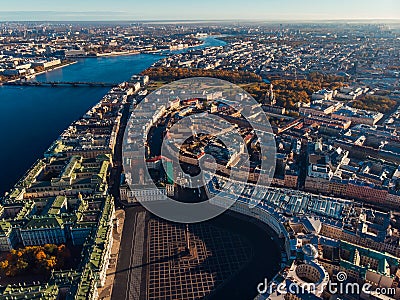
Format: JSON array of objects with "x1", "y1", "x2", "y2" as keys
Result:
[
  {"x1": 31, "y1": 59, "x2": 62, "y2": 69},
  {"x1": 1, "y1": 22, "x2": 400, "y2": 299},
  {"x1": 19, "y1": 155, "x2": 111, "y2": 199},
  {"x1": 0, "y1": 81, "x2": 126, "y2": 299}
]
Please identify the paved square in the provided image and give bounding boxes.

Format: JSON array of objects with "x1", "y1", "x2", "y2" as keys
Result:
[{"x1": 147, "y1": 218, "x2": 252, "y2": 300}]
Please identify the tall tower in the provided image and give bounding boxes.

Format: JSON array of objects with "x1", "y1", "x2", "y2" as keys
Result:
[
  {"x1": 269, "y1": 84, "x2": 276, "y2": 105},
  {"x1": 185, "y1": 224, "x2": 190, "y2": 253}
]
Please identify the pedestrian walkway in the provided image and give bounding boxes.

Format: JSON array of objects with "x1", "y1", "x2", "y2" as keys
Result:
[{"x1": 97, "y1": 209, "x2": 126, "y2": 300}]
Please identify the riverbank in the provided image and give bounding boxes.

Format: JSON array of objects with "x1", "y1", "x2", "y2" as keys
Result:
[
  {"x1": 65, "y1": 41, "x2": 204, "y2": 58},
  {"x1": 69, "y1": 50, "x2": 141, "y2": 58},
  {"x1": 0, "y1": 54, "x2": 163, "y2": 195},
  {"x1": 3, "y1": 60, "x2": 78, "y2": 84},
  {"x1": 0, "y1": 36, "x2": 226, "y2": 195},
  {"x1": 33, "y1": 60, "x2": 78, "y2": 76}
]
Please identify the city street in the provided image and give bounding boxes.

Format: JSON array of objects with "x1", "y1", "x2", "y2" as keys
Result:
[{"x1": 111, "y1": 207, "x2": 148, "y2": 300}]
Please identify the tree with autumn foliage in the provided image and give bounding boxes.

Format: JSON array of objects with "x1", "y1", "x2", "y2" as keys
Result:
[
  {"x1": 141, "y1": 67, "x2": 263, "y2": 84},
  {"x1": 141, "y1": 67, "x2": 347, "y2": 111},
  {"x1": 242, "y1": 73, "x2": 346, "y2": 110},
  {"x1": 0, "y1": 244, "x2": 70, "y2": 277},
  {"x1": 351, "y1": 95, "x2": 397, "y2": 113}
]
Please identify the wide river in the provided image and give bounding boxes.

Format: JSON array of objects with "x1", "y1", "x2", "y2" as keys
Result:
[{"x1": 0, "y1": 37, "x2": 226, "y2": 195}]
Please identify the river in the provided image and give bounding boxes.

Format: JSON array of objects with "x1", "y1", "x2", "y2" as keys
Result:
[
  {"x1": 0, "y1": 36, "x2": 226, "y2": 195},
  {"x1": 0, "y1": 36, "x2": 282, "y2": 300}
]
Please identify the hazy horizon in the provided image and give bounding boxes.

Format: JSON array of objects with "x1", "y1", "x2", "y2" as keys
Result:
[
  {"x1": 0, "y1": 0, "x2": 399, "y2": 21},
  {"x1": 1, "y1": 15, "x2": 400, "y2": 23}
]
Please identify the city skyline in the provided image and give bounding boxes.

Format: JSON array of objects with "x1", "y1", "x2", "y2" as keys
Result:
[
  {"x1": 0, "y1": 0, "x2": 400, "y2": 21},
  {"x1": 1, "y1": 18, "x2": 400, "y2": 300}
]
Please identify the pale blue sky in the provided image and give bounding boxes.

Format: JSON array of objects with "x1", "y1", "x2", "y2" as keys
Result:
[{"x1": 0, "y1": 0, "x2": 399, "y2": 21}]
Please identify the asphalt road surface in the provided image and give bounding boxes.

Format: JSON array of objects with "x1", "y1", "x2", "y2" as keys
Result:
[{"x1": 111, "y1": 207, "x2": 148, "y2": 300}]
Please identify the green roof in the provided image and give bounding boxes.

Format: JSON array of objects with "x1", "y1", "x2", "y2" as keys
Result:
[
  {"x1": 0, "y1": 284, "x2": 59, "y2": 300},
  {"x1": 340, "y1": 241, "x2": 399, "y2": 276},
  {"x1": 74, "y1": 267, "x2": 98, "y2": 300},
  {"x1": 61, "y1": 156, "x2": 82, "y2": 179},
  {"x1": 0, "y1": 221, "x2": 12, "y2": 235},
  {"x1": 45, "y1": 140, "x2": 69, "y2": 156},
  {"x1": 165, "y1": 160, "x2": 174, "y2": 184},
  {"x1": 48, "y1": 196, "x2": 67, "y2": 215},
  {"x1": 8, "y1": 188, "x2": 24, "y2": 200},
  {"x1": 24, "y1": 216, "x2": 64, "y2": 230},
  {"x1": 16, "y1": 200, "x2": 35, "y2": 220},
  {"x1": 16, "y1": 159, "x2": 46, "y2": 188}
]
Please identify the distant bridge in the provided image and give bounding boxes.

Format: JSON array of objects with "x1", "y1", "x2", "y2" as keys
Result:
[{"x1": 4, "y1": 81, "x2": 119, "y2": 87}]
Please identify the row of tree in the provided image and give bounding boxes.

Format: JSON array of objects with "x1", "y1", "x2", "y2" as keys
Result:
[
  {"x1": 351, "y1": 95, "x2": 397, "y2": 113},
  {"x1": 307, "y1": 72, "x2": 347, "y2": 86},
  {"x1": 0, "y1": 244, "x2": 70, "y2": 277},
  {"x1": 141, "y1": 68, "x2": 352, "y2": 110},
  {"x1": 141, "y1": 67, "x2": 263, "y2": 84},
  {"x1": 242, "y1": 75, "x2": 345, "y2": 109},
  {"x1": 272, "y1": 78, "x2": 344, "y2": 109}
]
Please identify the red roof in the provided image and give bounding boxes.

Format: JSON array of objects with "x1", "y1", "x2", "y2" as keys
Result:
[{"x1": 146, "y1": 155, "x2": 172, "y2": 163}]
